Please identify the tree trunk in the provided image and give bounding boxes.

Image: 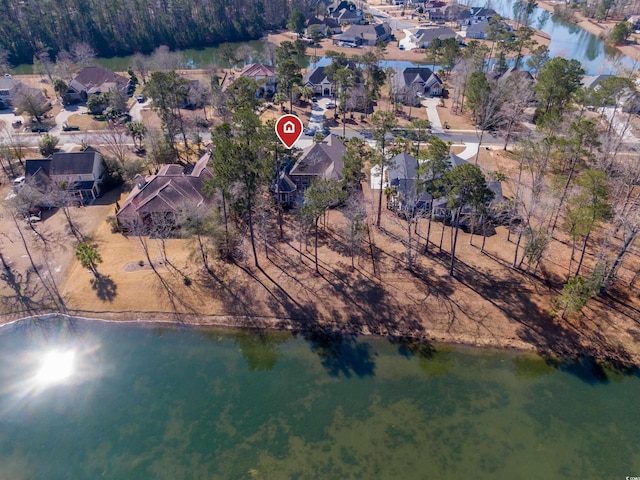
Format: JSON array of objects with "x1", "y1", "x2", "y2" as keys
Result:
[
  {"x1": 549, "y1": 156, "x2": 578, "y2": 236},
  {"x1": 575, "y1": 232, "x2": 591, "y2": 277},
  {"x1": 474, "y1": 129, "x2": 485, "y2": 165},
  {"x1": 513, "y1": 229, "x2": 523, "y2": 268},
  {"x1": 376, "y1": 162, "x2": 384, "y2": 227},
  {"x1": 449, "y1": 207, "x2": 461, "y2": 276},
  {"x1": 425, "y1": 206, "x2": 433, "y2": 253},
  {"x1": 605, "y1": 230, "x2": 638, "y2": 288},
  {"x1": 247, "y1": 194, "x2": 259, "y2": 267},
  {"x1": 314, "y1": 216, "x2": 319, "y2": 273}
]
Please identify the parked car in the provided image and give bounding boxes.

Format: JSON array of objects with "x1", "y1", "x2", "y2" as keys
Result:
[
  {"x1": 304, "y1": 127, "x2": 317, "y2": 136},
  {"x1": 135, "y1": 94, "x2": 145, "y2": 103},
  {"x1": 326, "y1": 102, "x2": 336, "y2": 108},
  {"x1": 62, "y1": 122, "x2": 80, "y2": 131}
]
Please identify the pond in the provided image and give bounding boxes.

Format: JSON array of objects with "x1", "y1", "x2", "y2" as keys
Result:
[
  {"x1": 0, "y1": 316, "x2": 638, "y2": 479},
  {"x1": 491, "y1": 0, "x2": 635, "y2": 75}
]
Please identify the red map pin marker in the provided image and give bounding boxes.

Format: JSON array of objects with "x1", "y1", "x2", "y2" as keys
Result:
[{"x1": 275, "y1": 114, "x2": 304, "y2": 149}]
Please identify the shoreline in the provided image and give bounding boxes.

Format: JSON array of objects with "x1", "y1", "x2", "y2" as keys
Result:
[
  {"x1": 0, "y1": 309, "x2": 627, "y2": 365},
  {"x1": 537, "y1": 0, "x2": 640, "y2": 65}
]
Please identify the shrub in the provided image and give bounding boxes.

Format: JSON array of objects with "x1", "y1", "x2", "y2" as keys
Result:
[{"x1": 38, "y1": 134, "x2": 59, "y2": 156}]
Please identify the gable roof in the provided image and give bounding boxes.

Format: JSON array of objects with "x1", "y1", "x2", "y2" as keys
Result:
[
  {"x1": 240, "y1": 63, "x2": 277, "y2": 78},
  {"x1": 289, "y1": 134, "x2": 346, "y2": 180},
  {"x1": 470, "y1": 7, "x2": 496, "y2": 17},
  {"x1": 70, "y1": 66, "x2": 128, "y2": 94},
  {"x1": 392, "y1": 67, "x2": 443, "y2": 89},
  {"x1": 388, "y1": 152, "x2": 419, "y2": 182},
  {"x1": 0, "y1": 76, "x2": 18, "y2": 91},
  {"x1": 581, "y1": 74, "x2": 614, "y2": 89},
  {"x1": 465, "y1": 18, "x2": 489, "y2": 34},
  {"x1": 343, "y1": 23, "x2": 390, "y2": 40},
  {"x1": 48, "y1": 147, "x2": 102, "y2": 175},
  {"x1": 411, "y1": 26, "x2": 458, "y2": 43}
]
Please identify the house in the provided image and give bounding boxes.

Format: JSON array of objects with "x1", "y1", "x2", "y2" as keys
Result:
[
  {"x1": 338, "y1": 23, "x2": 392, "y2": 46},
  {"x1": 387, "y1": 152, "x2": 431, "y2": 212},
  {"x1": 303, "y1": 66, "x2": 335, "y2": 97},
  {"x1": 469, "y1": 7, "x2": 497, "y2": 22},
  {"x1": 408, "y1": 26, "x2": 459, "y2": 48},
  {"x1": 581, "y1": 74, "x2": 640, "y2": 113},
  {"x1": 0, "y1": 74, "x2": 19, "y2": 108},
  {"x1": 65, "y1": 66, "x2": 129, "y2": 103},
  {"x1": 327, "y1": 0, "x2": 362, "y2": 23},
  {"x1": 498, "y1": 67, "x2": 534, "y2": 83},
  {"x1": 24, "y1": 147, "x2": 105, "y2": 201},
  {"x1": 306, "y1": 16, "x2": 342, "y2": 36},
  {"x1": 287, "y1": 134, "x2": 346, "y2": 194},
  {"x1": 273, "y1": 170, "x2": 298, "y2": 206},
  {"x1": 628, "y1": 15, "x2": 640, "y2": 31},
  {"x1": 238, "y1": 63, "x2": 277, "y2": 96},
  {"x1": 463, "y1": 19, "x2": 489, "y2": 39},
  {"x1": 335, "y1": 8, "x2": 363, "y2": 24},
  {"x1": 116, "y1": 151, "x2": 214, "y2": 230},
  {"x1": 581, "y1": 74, "x2": 614, "y2": 90},
  {"x1": 423, "y1": 0, "x2": 448, "y2": 22},
  {"x1": 392, "y1": 67, "x2": 443, "y2": 105}
]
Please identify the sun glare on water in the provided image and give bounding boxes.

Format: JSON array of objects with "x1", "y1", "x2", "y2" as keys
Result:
[{"x1": 36, "y1": 351, "x2": 76, "y2": 385}]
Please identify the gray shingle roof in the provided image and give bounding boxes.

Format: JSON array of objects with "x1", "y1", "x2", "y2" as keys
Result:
[{"x1": 289, "y1": 134, "x2": 346, "y2": 180}]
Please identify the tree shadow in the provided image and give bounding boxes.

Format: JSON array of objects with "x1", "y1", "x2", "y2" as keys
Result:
[
  {"x1": 296, "y1": 327, "x2": 376, "y2": 378},
  {"x1": 90, "y1": 274, "x2": 117, "y2": 302},
  {"x1": 442, "y1": 250, "x2": 640, "y2": 381}
]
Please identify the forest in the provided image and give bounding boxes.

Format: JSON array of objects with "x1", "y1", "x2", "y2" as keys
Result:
[{"x1": 0, "y1": 0, "x2": 298, "y2": 65}]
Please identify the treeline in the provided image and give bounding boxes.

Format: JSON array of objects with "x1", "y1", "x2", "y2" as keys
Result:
[{"x1": 0, "y1": 0, "x2": 301, "y2": 65}]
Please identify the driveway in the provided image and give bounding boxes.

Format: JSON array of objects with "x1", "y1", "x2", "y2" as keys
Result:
[
  {"x1": 305, "y1": 97, "x2": 331, "y2": 136},
  {"x1": 398, "y1": 29, "x2": 418, "y2": 50},
  {"x1": 130, "y1": 98, "x2": 151, "y2": 123},
  {"x1": 422, "y1": 97, "x2": 443, "y2": 133},
  {"x1": 51, "y1": 104, "x2": 88, "y2": 133},
  {"x1": 0, "y1": 109, "x2": 25, "y2": 137}
]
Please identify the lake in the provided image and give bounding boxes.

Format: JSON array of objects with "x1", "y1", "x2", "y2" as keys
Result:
[
  {"x1": 492, "y1": 0, "x2": 635, "y2": 75},
  {"x1": 0, "y1": 316, "x2": 638, "y2": 479}
]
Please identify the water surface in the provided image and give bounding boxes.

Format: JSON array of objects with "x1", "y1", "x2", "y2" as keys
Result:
[{"x1": 0, "y1": 317, "x2": 638, "y2": 479}]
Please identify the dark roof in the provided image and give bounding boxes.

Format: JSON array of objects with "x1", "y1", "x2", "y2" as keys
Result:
[
  {"x1": 304, "y1": 66, "x2": 331, "y2": 85},
  {"x1": 25, "y1": 159, "x2": 51, "y2": 177},
  {"x1": 289, "y1": 134, "x2": 346, "y2": 180},
  {"x1": 470, "y1": 7, "x2": 496, "y2": 17},
  {"x1": 304, "y1": 62, "x2": 359, "y2": 85},
  {"x1": 276, "y1": 171, "x2": 297, "y2": 193},
  {"x1": 49, "y1": 148, "x2": 101, "y2": 175}
]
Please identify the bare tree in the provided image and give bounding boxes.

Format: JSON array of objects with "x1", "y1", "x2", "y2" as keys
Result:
[
  {"x1": 15, "y1": 85, "x2": 49, "y2": 122},
  {"x1": 150, "y1": 45, "x2": 184, "y2": 71},
  {"x1": 54, "y1": 50, "x2": 77, "y2": 83},
  {"x1": 131, "y1": 53, "x2": 150, "y2": 84},
  {"x1": 70, "y1": 42, "x2": 97, "y2": 68},
  {"x1": 499, "y1": 76, "x2": 535, "y2": 150},
  {"x1": 98, "y1": 126, "x2": 130, "y2": 167},
  {"x1": 0, "y1": 46, "x2": 11, "y2": 74},
  {"x1": 33, "y1": 46, "x2": 55, "y2": 82}
]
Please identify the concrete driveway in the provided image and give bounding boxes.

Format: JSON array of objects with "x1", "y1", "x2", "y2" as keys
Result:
[
  {"x1": 130, "y1": 98, "x2": 151, "y2": 123},
  {"x1": 51, "y1": 104, "x2": 88, "y2": 133}
]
